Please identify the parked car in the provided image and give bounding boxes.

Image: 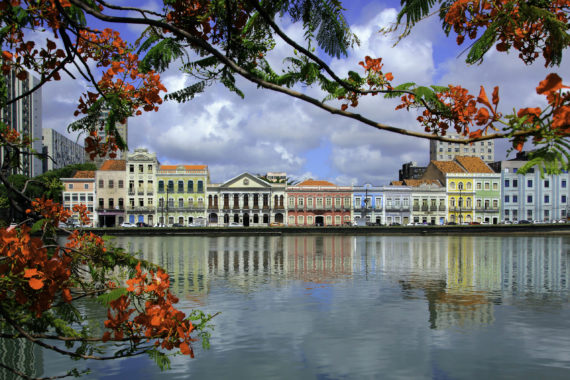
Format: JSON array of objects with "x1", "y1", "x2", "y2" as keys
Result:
[
  {"x1": 172, "y1": 223, "x2": 184, "y2": 227},
  {"x1": 228, "y1": 222, "x2": 242, "y2": 227},
  {"x1": 154, "y1": 223, "x2": 166, "y2": 227},
  {"x1": 120, "y1": 222, "x2": 136, "y2": 228},
  {"x1": 518, "y1": 220, "x2": 532, "y2": 224},
  {"x1": 136, "y1": 222, "x2": 149, "y2": 227},
  {"x1": 389, "y1": 222, "x2": 401, "y2": 226},
  {"x1": 446, "y1": 222, "x2": 457, "y2": 225},
  {"x1": 469, "y1": 222, "x2": 480, "y2": 225}
]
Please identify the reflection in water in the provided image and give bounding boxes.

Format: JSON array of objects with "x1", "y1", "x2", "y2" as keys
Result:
[
  {"x1": 123, "y1": 234, "x2": 569, "y2": 331},
  {"x1": 0, "y1": 336, "x2": 43, "y2": 380},
  {"x1": 30, "y1": 234, "x2": 569, "y2": 379}
]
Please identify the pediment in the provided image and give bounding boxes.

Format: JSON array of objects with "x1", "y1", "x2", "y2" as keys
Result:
[{"x1": 221, "y1": 173, "x2": 271, "y2": 189}]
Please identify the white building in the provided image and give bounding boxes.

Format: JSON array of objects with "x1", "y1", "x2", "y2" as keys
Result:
[
  {"x1": 1, "y1": 69, "x2": 42, "y2": 177},
  {"x1": 430, "y1": 133, "x2": 495, "y2": 163},
  {"x1": 42, "y1": 128, "x2": 85, "y2": 172}
]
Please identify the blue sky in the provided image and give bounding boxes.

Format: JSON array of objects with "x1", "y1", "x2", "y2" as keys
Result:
[{"x1": 40, "y1": 1, "x2": 570, "y2": 185}]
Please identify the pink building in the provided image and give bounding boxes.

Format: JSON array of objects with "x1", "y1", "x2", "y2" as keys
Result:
[
  {"x1": 61, "y1": 170, "x2": 96, "y2": 226},
  {"x1": 286, "y1": 180, "x2": 352, "y2": 226}
]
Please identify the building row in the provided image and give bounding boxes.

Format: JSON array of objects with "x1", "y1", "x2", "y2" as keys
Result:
[{"x1": 61, "y1": 149, "x2": 570, "y2": 227}]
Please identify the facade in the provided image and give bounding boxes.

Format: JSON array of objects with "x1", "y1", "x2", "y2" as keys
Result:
[
  {"x1": 61, "y1": 170, "x2": 96, "y2": 226},
  {"x1": 125, "y1": 148, "x2": 158, "y2": 225},
  {"x1": 95, "y1": 160, "x2": 126, "y2": 227},
  {"x1": 352, "y1": 184, "x2": 383, "y2": 225},
  {"x1": 286, "y1": 180, "x2": 352, "y2": 226},
  {"x1": 383, "y1": 184, "x2": 412, "y2": 225},
  {"x1": 423, "y1": 156, "x2": 501, "y2": 224},
  {"x1": 1, "y1": 69, "x2": 42, "y2": 177},
  {"x1": 491, "y1": 160, "x2": 570, "y2": 222},
  {"x1": 207, "y1": 173, "x2": 286, "y2": 226},
  {"x1": 42, "y1": 128, "x2": 85, "y2": 172},
  {"x1": 430, "y1": 133, "x2": 495, "y2": 163},
  {"x1": 156, "y1": 164, "x2": 209, "y2": 226},
  {"x1": 405, "y1": 179, "x2": 447, "y2": 225}
]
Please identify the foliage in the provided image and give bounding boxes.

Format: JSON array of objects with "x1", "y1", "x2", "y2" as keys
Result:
[{"x1": 0, "y1": 0, "x2": 569, "y2": 378}]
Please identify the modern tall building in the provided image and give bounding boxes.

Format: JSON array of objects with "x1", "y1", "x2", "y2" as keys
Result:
[
  {"x1": 430, "y1": 133, "x2": 495, "y2": 163},
  {"x1": 42, "y1": 128, "x2": 85, "y2": 172},
  {"x1": 1, "y1": 69, "x2": 43, "y2": 177}
]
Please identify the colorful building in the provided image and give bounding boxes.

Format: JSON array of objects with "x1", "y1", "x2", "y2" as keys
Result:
[
  {"x1": 156, "y1": 164, "x2": 209, "y2": 226},
  {"x1": 383, "y1": 183, "x2": 412, "y2": 225},
  {"x1": 207, "y1": 173, "x2": 286, "y2": 226},
  {"x1": 95, "y1": 160, "x2": 127, "y2": 227},
  {"x1": 61, "y1": 170, "x2": 96, "y2": 226},
  {"x1": 404, "y1": 179, "x2": 447, "y2": 225},
  {"x1": 352, "y1": 184, "x2": 383, "y2": 225},
  {"x1": 126, "y1": 148, "x2": 158, "y2": 226},
  {"x1": 286, "y1": 180, "x2": 352, "y2": 226}
]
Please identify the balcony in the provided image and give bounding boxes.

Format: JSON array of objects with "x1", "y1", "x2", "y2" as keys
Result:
[
  {"x1": 412, "y1": 205, "x2": 420, "y2": 211},
  {"x1": 439, "y1": 205, "x2": 446, "y2": 211},
  {"x1": 126, "y1": 206, "x2": 155, "y2": 213},
  {"x1": 430, "y1": 205, "x2": 438, "y2": 211},
  {"x1": 475, "y1": 207, "x2": 500, "y2": 213},
  {"x1": 128, "y1": 190, "x2": 135, "y2": 196}
]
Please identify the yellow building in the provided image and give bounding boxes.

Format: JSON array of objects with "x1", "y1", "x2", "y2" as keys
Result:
[{"x1": 156, "y1": 165, "x2": 209, "y2": 226}]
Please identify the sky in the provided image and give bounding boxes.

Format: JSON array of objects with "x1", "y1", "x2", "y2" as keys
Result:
[{"x1": 40, "y1": 0, "x2": 570, "y2": 185}]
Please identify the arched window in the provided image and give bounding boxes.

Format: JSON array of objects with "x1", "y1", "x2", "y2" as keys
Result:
[
  {"x1": 188, "y1": 180, "x2": 194, "y2": 192},
  {"x1": 450, "y1": 182, "x2": 456, "y2": 190},
  {"x1": 167, "y1": 180, "x2": 174, "y2": 192},
  {"x1": 458, "y1": 182, "x2": 464, "y2": 190},
  {"x1": 158, "y1": 180, "x2": 164, "y2": 192},
  {"x1": 467, "y1": 182, "x2": 472, "y2": 190}
]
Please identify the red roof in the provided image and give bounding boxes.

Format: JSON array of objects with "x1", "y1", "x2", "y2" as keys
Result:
[
  {"x1": 99, "y1": 160, "x2": 126, "y2": 171},
  {"x1": 297, "y1": 179, "x2": 337, "y2": 187},
  {"x1": 73, "y1": 170, "x2": 95, "y2": 179}
]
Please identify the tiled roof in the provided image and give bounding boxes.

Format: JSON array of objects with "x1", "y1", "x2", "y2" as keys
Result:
[
  {"x1": 432, "y1": 160, "x2": 465, "y2": 173},
  {"x1": 99, "y1": 160, "x2": 126, "y2": 171},
  {"x1": 455, "y1": 156, "x2": 494, "y2": 173},
  {"x1": 403, "y1": 179, "x2": 441, "y2": 187},
  {"x1": 73, "y1": 170, "x2": 95, "y2": 179},
  {"x1": 390, "y1": 181, "x2": 403, "y2": 186},
  {"x1": 298, "y1": 179, "x2": 336, "y2": 187},
  {"x1": 160, "y1": 165, "x2": 207, "y2": 170}
]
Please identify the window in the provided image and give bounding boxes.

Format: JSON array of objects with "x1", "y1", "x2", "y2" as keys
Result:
[
  {"x1": 562, "y1": 195, "x2": 567, "y2": 203},
  {"x1": 148, "y1": 198, "x2": 153, "y2": 206},
  {"x1": 326, "y1": 197, "x2": 332, "y2": 207},
  {"x1": 505, "y1": 179, "x2": 510, "y2": 187},
  {"x1": 513, "y1": 179, "x2": 518, "y2": 187},
  {"x1": 484, "y1": 182, "x2": 490, "y2": 190},
  {"x1": 544, "y1": 180, "x2": 550, "y2": 188},
  {"x1": 196, "y1": 181, "x2": 203, "y2": 193},
  {"x1": 504, "y1": 195, "x2": 510, "y2": 203},
  {"x1": 158, "y1": 180, "x2": 164, "y2": 192},
  {"x1": 316, "y1": 198, "x2": 323, "y2": 207},
  {"x1": 88, "y1": 195, "x2": 93, "y2": 202},
  {"x1": 72, "y1": 194, "x2": 78, "y2": 202},
  {"x1": 188, "y1": 180, "x2": 194, "y2": 192},
  {"x1": 129, "y1": 165, "x2": 134, "y2": 173},
  {"x1": 544, "y1": 195, "x2": 550, "y2": 203},
  {"x1": 139, "y1": 198, "x2": 144, "y2": 207},
  {"x1": 335, "y1": 215, "x2": 341, "y2": 225},
  {"x1": 179, "y1": 198, "x2": 184, "y2": 207},
  {"x1": 118, "y1": 180, "x2": 124, "y2": 188},
  {"x1": 108, "y1": 180, "x2": 114, "y2": 188},
  {"x1": 297, "y1": 215, "x2": 304, "y2": 225},
  {"x1": 513, "y1": 195, "x2": 518, "y2": 203},
  {"x1": 109, "y1": 198, "x2": 114, "y2": 208},
  {"x1": 527, "y1": 179, "x2": 533, "y2": 188},
  {"x1": 308, "y1": 198, "x2": 314, "y2": 207},
  {"x1": 493, "y1": 200, "x2": 498, "y2": 208},
  {"x1": 527, "y1": 195, "x2": 533, "y2": 203},
  {"x1": 355, "y1": 197, "x2": 361, "y2": 207},
  {"x1": 298, "y1": 197, "x2": 304, "y2": 206},
  {"x1": 476, "y1": 182, "x2": 482, "y2": 190},
  {"x1": 167, "y1": 180, "x2": 174, "y2": 192},
  {"x1": 288, "y1": 197, "x2": 295, "y2": 207},
  {"x1": 562, "y1": 180, "x2": 567, "y2": 188},
  {"x1": 288, "y1": 215, "x2": 295, "y2": 225},
  {"x1": 79, "y1": 194, "x2": 86, "y2": 202},
  {"x1": 527, "y1": 210, "x2": 533, "y2": 219},
  {"x1": 375, "y1": 197, "x2": 381, "y2": 209},
  {"x1": 148, "y1": 164, "x2": 153, "y2": 172},
  {"x1": 335, "y1": 197, "x2": 341, "y2": 207},
  {"x1": 307, "y1": 215, "x2": 314, "y2": 225},
  {"x1": 159, "y1": 198, "x2": 164, "y2": 208},
  {"x1": 68, "y1": 184, "x2": 73, "y2": 189},
  {"x1": 344, "y1": 197, "x2": 351, "y2": 207},
  {"x1": 84, "y1": 184, "x2": 89, "y2": 189},
  {"x1": 492, "y1": 182, "x2": 498, "y2": 190},
  {"x1": 476, "y1": 199, "x2": 482, "y2": 208},
  {"x1": 99, "y1": 179, "x2": 104, "y2": 188},
  {"x1": 178, "y1": 180, "x2": 184, "y2": 193},
  {"x1": 467, "y1": 182, "x2": 472, "y2": 190},
  {"x1": 168, "y1": 198, "x2": 174, "y2": 208},
  {"x1": 450, "y1": 182, "x2": 456, "y2": 190},
  {"x1": 458, "y1": 182, "x2": 464, "y2": 190},
  {"x1": 98, "y1": 198, "x2": 104, "y2": 207},
  {"x1": 326, "y1": 215, "x2": 332, "y2": 225},
  {"x1": 138, "y1": 164, "x2": 144, "y2": 173}
]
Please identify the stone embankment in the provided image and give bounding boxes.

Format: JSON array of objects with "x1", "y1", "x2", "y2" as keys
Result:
[{"x1": 78, "y1": 224, "x2": 570, "y2": 236}]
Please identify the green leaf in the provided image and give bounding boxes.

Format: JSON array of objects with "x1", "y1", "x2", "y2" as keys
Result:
[
  {"x1": 465, "y1": 22, "x2": 498, "y2": 64},
  {"x1": 97, "y1": 288, "x2": 127, "y2": 307},
  {"x1": 31, "y1": 219, "x2": 44, "y2": 234},
  {"x1": 139, "y1": 38, "x2": 185, "y2": 73},
  {"x1": 147, "y1": 349, "x2": 171, "y2": 371},
  {"x1": 164, "y1": 81, "x2": 208, "y2": 103}
]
